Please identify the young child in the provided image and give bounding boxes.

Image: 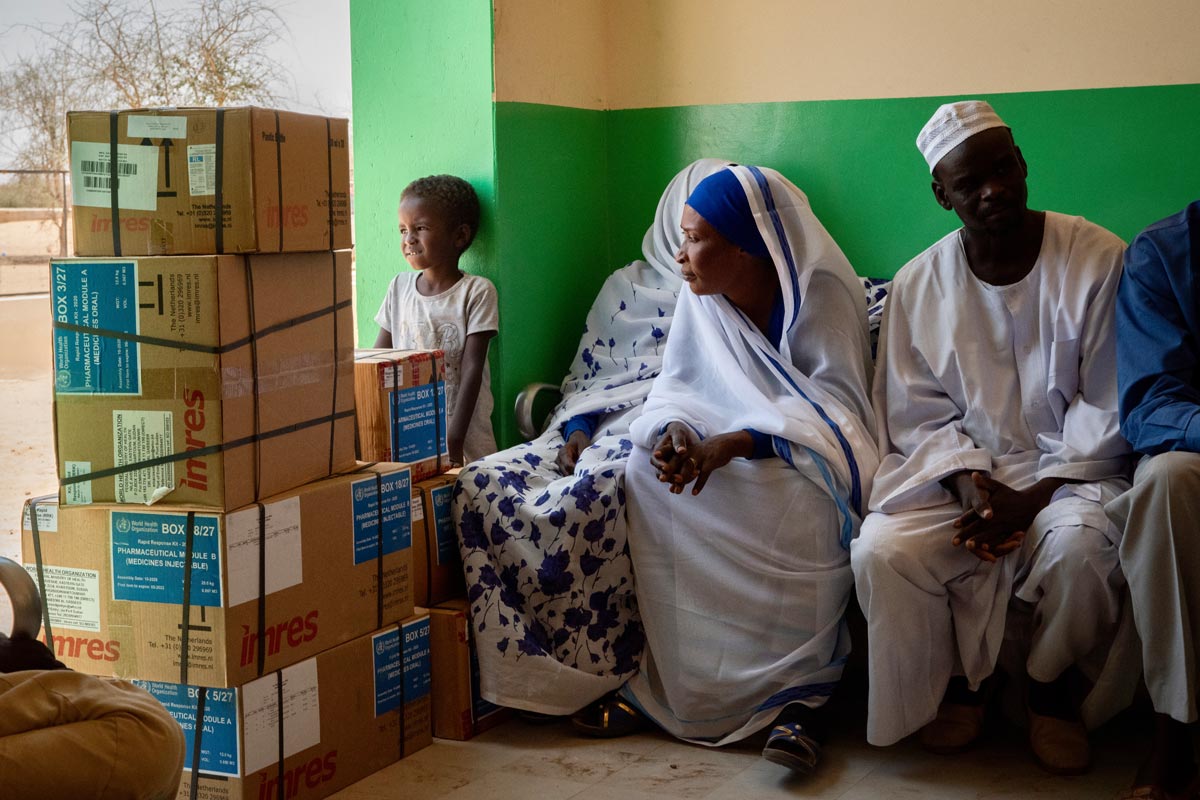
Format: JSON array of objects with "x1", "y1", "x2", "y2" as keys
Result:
[{"x1": 374, "y1": 174, "x2": 498, "y2": 465}]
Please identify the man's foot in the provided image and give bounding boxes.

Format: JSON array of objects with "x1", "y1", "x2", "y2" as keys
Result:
[
  {"x1": 1027, "y1": 672, "x2": 1090, "y2": 775},
  {"x1": 1028, "y1": 707, "x2": 1090, "y2": 775},
  {"x1": 1121, "y1": 714, "x2": 1200, "y2": 799},
  {"x1": 919, "y1": 675, "x2": 990, "y2": 754}
]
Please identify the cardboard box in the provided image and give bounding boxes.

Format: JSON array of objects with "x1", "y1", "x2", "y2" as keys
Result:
[
  {"x1": 69, "y1": 107, "x2": 351, "y2": 256},
  {"x1": 412, "y1": 471, "x2": 465, "y2": 607},
  {"x1": 20, "y1": 464, "x2": 414, "y2": 686},
  {"x1": 354, "y1": 349, "x2": 449, "y2": 481},
  {"x1": 138, "y1": 617, "x2": 431, "y2": 800},
  {"x1": 52, "y1": 251, "x2": 356, "y2": 509},
  {"x1": 425, "y1": 599, "x2": 510, "y2": 740}
]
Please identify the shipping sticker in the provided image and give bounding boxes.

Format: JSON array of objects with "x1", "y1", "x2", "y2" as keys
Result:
[
  {"x1": 387, "y1": 381, "x2": 448, "y2": 462},
  {"x1": 225, "y1": 496, "x2": 303, "y2": 607},
  {"x1": 64, "y1": 462, "x2": 93, "y2": 505},
  {"x1": 410, "y1": 492, "x2": 425, "y2": 523},
  {"x1": 242, "y1": 659, "x2": 320, "y2": 776},
  {"x1": 112, "y1": 410, "x2": 175, "y2": 503},
  {"x1": 70, "y1": 141, "x2": 159, "y2": 211},
  {"x1": 53, "y1": 260, "x2": 140, "y2": 395},
  {"x1": 110, "y1": 510, "x2": 222, "y2": 607},
  {"x1": 186, "y1": 144, "x2": 217, "y2": 196},
  {"x1": 21, "y1": 503, "x2": 58, "y2": 533},
  {"x1": 350, "y1": 470, "x2": 411, "y2": 566},
  {"x1": 134, "y1": 681, "x2": 241, "y2": 778},
  {"x1": 127, "y1": 114, "x2": 188, "y2": 140},
  {"x1": 373, "y1": 618, "x2": 431, "y2": 718},
  {"x1": 428, "y1": 483, "x2": 457, "y2": 566},
  {"x1": 21, "y1": 563, "x2": 100, "y2": 632}
]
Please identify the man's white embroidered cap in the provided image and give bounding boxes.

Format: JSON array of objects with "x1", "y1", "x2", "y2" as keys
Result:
[{"x1": 917, "y1": 100, "x2": 1009, "y2": 173}]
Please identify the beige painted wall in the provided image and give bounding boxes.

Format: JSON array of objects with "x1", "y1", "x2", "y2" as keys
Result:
[
  {"x1": 493, "y1": 0, "x2": 609, "y2": 109},
  {"x1": 494, "y1": 0, "x2": 1200, "y2": 109}
]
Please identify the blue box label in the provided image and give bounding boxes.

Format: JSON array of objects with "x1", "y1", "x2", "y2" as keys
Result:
[
  {"x1": 429, "y1": 483, "x2": 457, "y2": 566},
  {"x1": 134, "y1": 680, "x2": 240, "y2": 777},
  {"x1": 53, "y1": 260, "x2": 140, "y2": 394},
  {"x1": 371, "y1": 618, "x2": 432, "y2": 718},
  {"x1": 110, "y1": 511, "x2": 222, "y2": 607},
  {"x1": 351, "y1": 470, "x2": 411, "y2": 565},
  {"x1": 388, "y1": 382, "x2": 447, "y2": 461}
]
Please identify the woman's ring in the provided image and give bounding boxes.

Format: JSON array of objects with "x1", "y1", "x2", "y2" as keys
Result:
[{"x1": 686, "y1": 457, "x2": 698, "y2": 469}]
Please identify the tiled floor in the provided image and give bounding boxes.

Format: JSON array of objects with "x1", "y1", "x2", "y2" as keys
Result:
[{"x1": 330, "y1": 709, "x2": 1146, "y2": 799}]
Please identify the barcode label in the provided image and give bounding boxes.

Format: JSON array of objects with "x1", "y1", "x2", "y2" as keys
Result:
[
  {"x1": 79, "y1": 160, "x2": 138, "y2": 176},
  {"x1": 70, "y1": 141, "x2": 158, "y2": 212}
]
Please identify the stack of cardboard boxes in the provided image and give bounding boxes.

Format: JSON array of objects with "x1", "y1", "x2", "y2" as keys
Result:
[
  {"x1": 355, "y1": 350, "x2": 510, "y2": 741},
  {"x1": 21, "y1": 107, "x2": 436, "y2": 800}
]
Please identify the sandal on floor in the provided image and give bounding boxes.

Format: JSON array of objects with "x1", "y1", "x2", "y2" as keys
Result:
[
  {"x1": 570, "y1": 695, "x2": 646, "y2": 738},
  {"x1": 1117, "y1": 773, "x2": 1200, "y2": 800},
  {"x1": 761, "y1": 722, "x2": 822, "y2": 774}
]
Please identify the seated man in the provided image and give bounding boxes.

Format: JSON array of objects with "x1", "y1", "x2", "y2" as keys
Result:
[
  {"x1": 1106, "y1": 199, "x2": 1200, "y2": 800},
  {"x1": 851, "y1": 100, "x2": 1136, "y2": 774},
  {"x1": 0, "y1": 633, "x2": 185, "y2": 799}
]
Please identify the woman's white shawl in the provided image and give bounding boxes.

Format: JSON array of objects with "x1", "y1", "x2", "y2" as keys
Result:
[{"x1": 628, "y1": 165, "x2": 880, "y2": 537}]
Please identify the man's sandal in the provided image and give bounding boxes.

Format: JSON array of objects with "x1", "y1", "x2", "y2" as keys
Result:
[
  {"x1": 570, "y1": 695, "x2": 646, "y2": 738},
  {"x1": 761, "y1": 722, "x2": 822, "y2": 774}
]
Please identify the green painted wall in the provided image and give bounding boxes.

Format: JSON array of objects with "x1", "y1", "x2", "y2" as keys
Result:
[
  {"x1": 493, "y1": 103, "x2": 610, "y2": 445},
  {"x1": 349, "y1": 0, "x2": 498, "y2": 350},
  {"x1": 603, "y1": 84, "x2": 1200, "y2": 280}
]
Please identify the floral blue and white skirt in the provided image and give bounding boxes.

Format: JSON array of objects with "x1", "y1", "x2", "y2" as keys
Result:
[{"x1": 452, "y1": 431, "x2": 644, "y2": 715}]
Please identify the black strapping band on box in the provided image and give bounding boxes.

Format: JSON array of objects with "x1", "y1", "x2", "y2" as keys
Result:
[
  {"x1": 397, "y1": 621, "x2": 408, "y2": 760},
  {"x1": 59, "y1": 409, "x2": 355, "y2": 488},
  {"x1": 325, "y1": 116, "x2": 335, "y2": 249},
  {"x1": 328, "y1": 252, "x2": 339, "y2": 475},
  {"x1": 255, "y1": 501, "x2": 268, "y2": 676},
  {"x1": 423, "y1": 487, "x2": 435, "y2": 606},
  {"x1": 189, "y1": 686, "x2": 208, "y2": 800},
  {"x1": 26, "y1": 494, "x2": 58, "y2": 651},
  {"x1": 109, "y1": 111, "x2": 121, "y2": 256},
  {"x1": 389, "y1": 361, "x2": 401, "y2": 461},
  {"x1": 244, "y1": 255, "x2": 264, "y2": 500},
  {"x1": 53, "y1": 299, "x2": 351, "y2": 355},
  {"x1": 430, "y1": 351, "x2": 443, "y2": 472},
  {"x1": 214, "y1": 108, "x2": 225, "y2": 254},
  {"x1": 374, "y1": 472, "x2": 385, "y2": 630},
  {"x1": 275, "y1": 671, "x2": 285, "y2": 800},
  {"x1": 180, "y1": 510, "x2": 196, "y2": 684},
  {"x1": 274, "y1": 111, "x2": 283, "y2": 252}
]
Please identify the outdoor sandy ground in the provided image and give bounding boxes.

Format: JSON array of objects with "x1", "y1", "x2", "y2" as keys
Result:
[{"x1": 0, "y1": 215, "x2": 62, "y2": 562}]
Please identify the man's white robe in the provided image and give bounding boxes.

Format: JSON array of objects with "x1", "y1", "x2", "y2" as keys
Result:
[{"x1": 851, "y1": 212, "x2": 1139, "y2": 746}]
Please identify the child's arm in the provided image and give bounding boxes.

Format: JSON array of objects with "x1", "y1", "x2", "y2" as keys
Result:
[
  {"x1": 374, "y1": 328, "x2": 392, "y2": 348},
  {"x1": 449, "y1": 330, "x2": 496, "y2": 465}
]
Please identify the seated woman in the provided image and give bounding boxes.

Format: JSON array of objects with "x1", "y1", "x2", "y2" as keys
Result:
[
  {"x1": 616, "y1": 165, "x2": 879, "y2": 772},
  {"x1": 452, "y1": 159, "x2": 730, "y2": 716}
]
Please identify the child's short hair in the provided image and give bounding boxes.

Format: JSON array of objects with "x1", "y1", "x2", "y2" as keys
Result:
[{"x1": 401, "y1": 174, "x2": 481, "y2": 250}]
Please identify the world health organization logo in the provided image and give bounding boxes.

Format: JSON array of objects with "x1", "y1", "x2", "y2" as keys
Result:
[
  {"x1": 355, "y1": 485, "x2": 365, "y2": 502},
  {"x1": 375, "y1": 639, "x2": 386, "y2": 656},
  {"x1": 114, "y1": 516, "x2": 131, "y2": 534},
  {"x1": 56, "y1": 370, "x2": 72, "y2": 388}
]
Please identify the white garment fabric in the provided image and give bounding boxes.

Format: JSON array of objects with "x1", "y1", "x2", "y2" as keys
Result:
[
  {"x1": 852, "y1": 212, "x2": 1139, "y2": 746},
  {"x1": 623, "y1": 166, "x2": 879, "y2": 745},
  {"x1": 453, "y1": 159, "x2": 730, "y2": 715},
  {"x1": 375, "y1": 272, "x2": 498, "y2": 462},
  {"x1": 1106, "y1": 452, "x2": 1200, "y2": 724}
]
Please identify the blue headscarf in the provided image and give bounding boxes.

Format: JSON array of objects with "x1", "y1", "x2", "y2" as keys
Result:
[{"x1": 685, "y1": 168, "x2": 771, "y2": 260}]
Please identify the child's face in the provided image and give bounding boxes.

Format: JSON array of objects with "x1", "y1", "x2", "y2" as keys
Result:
[{"x1": 398, "y1": 195, "x2": 470, "y2": 271}]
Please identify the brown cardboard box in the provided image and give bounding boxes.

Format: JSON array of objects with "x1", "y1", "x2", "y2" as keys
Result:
[
  {"x1": 52, "y1": 251, "x2": 356, "y2": 509},
  {"x1": 354, "y1": 349, "x2": 449, "y2": 481},
  {"x1": 20, "y1": 463, "x2": 414, "y2": 686},
  {"x1": 412, "y1": 471, "x2": 465, "y2": 607},
  {"x1": 68, "y1": 107, "x2": 350, "y2": 256},
  {"x1": 425, "y1": 599, "x2": 511, "y2": 740},
  {"x1": 137, "y1": 616, "x2": 431, "y2": 800}
]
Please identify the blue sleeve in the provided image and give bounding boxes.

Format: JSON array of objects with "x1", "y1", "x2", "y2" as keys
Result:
[
  {"x1": 562, "y1": 412, "x2": 601, "y2": 442},
  {"x1": 743, "y1": 428, "x2": 775, "y2": 460},
  {"x1": 1117, "y1": 209, "x2": 1200, "y2": 455}
]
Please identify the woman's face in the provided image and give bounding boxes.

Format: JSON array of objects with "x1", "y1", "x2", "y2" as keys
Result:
[{"x1": 675, "y1": 205, "x2": 746, "y2": 296}]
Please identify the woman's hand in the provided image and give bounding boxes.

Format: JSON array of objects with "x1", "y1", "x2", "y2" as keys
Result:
[
  {"x1": 651, "y1": 424, "x2": 752, "y2": 496},
  {"x1": 555, "y1": 430, "x2": 592, "y2": 475}
]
